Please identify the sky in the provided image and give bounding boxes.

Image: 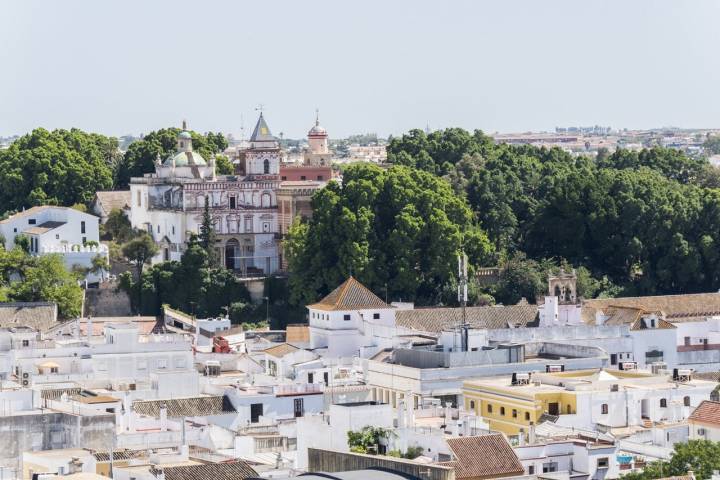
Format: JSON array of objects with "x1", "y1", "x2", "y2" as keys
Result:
[{"x1": 1, "y1": 0, "x2": 719, "y2": 139}]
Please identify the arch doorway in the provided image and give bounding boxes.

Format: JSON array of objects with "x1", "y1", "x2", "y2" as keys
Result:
[{"x1": 225, "y1": 239, "x2": 239, "y2": 270}]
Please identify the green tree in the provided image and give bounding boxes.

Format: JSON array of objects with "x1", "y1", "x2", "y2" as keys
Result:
[
  {"x1": 0, "y1": 128, "x2": 115, "y2": 213},
  {"x1": 104, "y1": 209, "x2": 133, "y2": 242},
  {"x1": 199, "y1": 197, "x2": 219, "y2": 267},
  {"x1": 215, "y1": 154, "x2": 234, "y2": 175},
  {"x1": 347, "y1": 426, "x2": 394, "y2": 454},
  {"x1": 622, "y1": 440, "x2": 720, "y2": 480},
  {"x1": 286, "y1": 163, "x2": 493, "y2": 307},
  {"x1": 121, "y1": 234, "x2": 159, "y2": 312}
]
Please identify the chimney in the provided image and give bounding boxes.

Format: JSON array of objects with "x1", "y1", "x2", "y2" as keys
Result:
[
  {"x1": 518, "y1": 428, "x2": 526, "y2": 446},
  {"x1": 445, "y1": 402, "x2": 453, "y2": 422},
  {"x1": 159, "y1": 404, "x2": 168, "y2": 432},
  {"x1": 529, "y1": 422, "x2": 536, "y2": 444}
]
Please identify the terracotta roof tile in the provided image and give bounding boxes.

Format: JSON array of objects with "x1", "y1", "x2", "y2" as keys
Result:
[
  {"x1": 440, "y1": 434, "x2": 524, "y2": 479},
  {"x1": 689, "y1": 400, "x2": 720, "y2": 427},
  {"x1": 151, "y1": 462, "x2": 258, "y2": 480},
  {"x1": 309, "y1": 277, "x2": 390, "y2": 311},
  {"x1": 93, "y1": 191, "x2": 131, "y2": 213},
  {"x1": 583, "y1": 293, "x2": 720, "y2": 325},
  {"x1": 133, "y1": 395, "x2": 235, "y2": 418},
  {"x1": 0, "y1": 302, "x2": 57, "y2": 331},
  {"x1": 286, "y1": 324, "x2": 310, "y2": 343},
  {"x1": 264, "y1": 342, "x2": 300, "y2": 358},
  {"x1": 396, "y1": 305, "x2": 538, "y2": 333}
]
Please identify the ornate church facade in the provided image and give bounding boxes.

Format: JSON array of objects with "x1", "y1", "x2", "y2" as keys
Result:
[{"x1": 129, "y1": 115, "x2": 283, "y2": 276}]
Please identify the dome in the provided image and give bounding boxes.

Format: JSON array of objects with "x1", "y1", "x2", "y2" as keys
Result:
[
  {"x1": 308, "y1": 124, "x2": 327, "y2": 136},
  {"x1": 178, "y1": 130, "x2": 192, "y2": 139},
  {"x1": 164, "y1": 150, "x2": 207, "y2": 167}
]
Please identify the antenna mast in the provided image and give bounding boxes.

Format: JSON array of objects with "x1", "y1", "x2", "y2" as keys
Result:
[{"x1": 458, "y1": 252, "x2": 469, "y2": 352}]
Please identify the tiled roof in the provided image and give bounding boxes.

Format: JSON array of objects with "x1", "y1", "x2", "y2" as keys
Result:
[
  {"x1": 440, "y1": 434, "x2": 524, "y2": 479},
  {"x1": 0, "y1": 302, "x2": 57, "y2": 330},
  {"x1": 396, "y1": 304, "x2": 538, "y2": 333},
  {"x1": 689, "y1": 400, "x2": 720, "y2": 427},
  {"x1": 583, "y1": 293, "x2": 720, "y2": 325},
  {"x1": 286, "y1": 324, "x2": 310, "y2": 343},
  {"x1": 94, "y1": 191, "x2": 131, "y2": 213},
  {"x1": 694, "y1": 371, "x2": 720, "y2": 382},
  {"x1": 24, "y1": 221, "x2": 66, "y2": 235},
  {"x1": 41, "y1": 387, "x2": 81, "y2": 400},
  {"x1": 133, "y1": 395, "x2": 236, "y2": 418},
  {"x1": 309, "y1": 277, "x2": 390, "y2": 311},
  {"x1": 93, "y1": 449, "x2": 147, "y2": 462},
  {"x1": 151, "y1": 462, "x2": 258, "y2": 480},
  {"x1": 264, "y1": 342, "x2": 300, "y2": 358}
]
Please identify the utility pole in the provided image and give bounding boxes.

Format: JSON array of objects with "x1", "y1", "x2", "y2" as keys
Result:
[{"x1": 458, "y1": 252, "x2": 468, "y2": 352}]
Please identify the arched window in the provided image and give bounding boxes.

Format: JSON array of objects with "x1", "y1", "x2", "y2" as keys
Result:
[
  {"x1": 660, "y1": 398, "x2": 667, "y2": 408},
  {"x1": 684, "y1": 396, "x2": 691, "y2": 407},
  {"x1": 261, "y1": 192, "x2": 271, "y2": 208},
  {"x1": 500, "y1": 406, "x2": 506, "y2": 416},
  {"x1": 565, "y1": 288, "x2": 572, "y2": 302},
  {"x1": 469, "y1": 400, "x2": 475, "y2": 410},
  {"x1": 263, "y1": 159, "x2": 270, "y2": 174},
  {"x1": 487, "y1": 404, "x2": 493, "y2": 414},
  {"x1": 525, "y1": 412, "x2": 530, "y2": 421},
  {"x1": 554, "y1": 285, "x2": 561, "y2": 297},
  {"x1": 601, "y1": 404, "x2": 608, "y2": 414}
]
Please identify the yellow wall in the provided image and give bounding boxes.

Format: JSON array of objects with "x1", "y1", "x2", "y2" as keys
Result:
[{"x1": 464, "y1": 383, "x2": 577, "y2": 436}]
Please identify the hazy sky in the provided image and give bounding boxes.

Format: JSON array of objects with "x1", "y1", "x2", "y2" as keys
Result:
[{"x1": 1, "y1": 0, "x2": 719, "y2": 139}]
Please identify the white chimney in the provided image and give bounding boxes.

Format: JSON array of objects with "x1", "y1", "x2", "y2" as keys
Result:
[
  {"x1": 529, "y1": 422, "x2": 536, "y2": 444},
  {"x1": 518, "y1": 428, "x2": 526, "y2": 446},
  {"x1": 159, "y1": 405, "x2": 168, "y2": 432}
]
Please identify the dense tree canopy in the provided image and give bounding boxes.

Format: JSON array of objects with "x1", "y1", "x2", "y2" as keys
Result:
[
  {"x1": 114, "y1": 128, "x2": 228, "y2": 187},
  {"x1": 386, "y1": 127, "x2": 720, "y2": 298},
  {"x1": 0, "y1": 128, "x2": 116, "y2": 213},
  {"x1": 623, "y1": 440, "x2": 720, "y2": 480},
  {"x1": 285, "y1": 163, "x2": 493, "y2": 306},
  {"x1": 0, "y1": 246, "x2": 83, "y2": 318}
]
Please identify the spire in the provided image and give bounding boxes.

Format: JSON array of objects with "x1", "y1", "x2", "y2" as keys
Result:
[
  {"x1": 315, "y1": 108, "x2": 320, "y2": 127},
  {"x1": 182, "y1": 119, "x2": 187, "y2": 131},
  {"x1": 250, "y1": 113, "x2": 275, "y2": 142}
]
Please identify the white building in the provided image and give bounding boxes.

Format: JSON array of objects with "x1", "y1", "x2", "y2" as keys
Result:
[
  {"x1": 689, "y1": 400, "x2": 720, "y2": 441},
  {"x1": 0, "y1": 206, "x2": 108, "y2": 282},
  {"x1": 129, "y1": 117, "x2": 281, "y2": 275},
  {"x1": 307, "y1": 277, "x2": 396, "y2": 358}
]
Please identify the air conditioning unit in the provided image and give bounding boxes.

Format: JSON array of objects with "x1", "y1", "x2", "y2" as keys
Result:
[
  {"x1": 546, "y1": 364, "x2": 565, "y2": 373},
  {"x1": 619, "y1": 361, "x2": 637, "y2": 371},
  {"x1": 677, "y1": 369, "x2": 693, "y2": 382},
  {"x1": 512, "y1": 372, "x2": 531, "y2": 385}
]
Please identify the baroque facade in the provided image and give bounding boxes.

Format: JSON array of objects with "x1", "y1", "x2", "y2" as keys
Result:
[{"x1": 129, "y1": 116, "x2": 282, "y2": 276}]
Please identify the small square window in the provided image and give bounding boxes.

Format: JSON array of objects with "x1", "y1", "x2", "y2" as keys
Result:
[
  {"x1": 373, "y1": 313, "x2": 380, "y2": 320},
  {"x1": 28, "y1": 219, "x2": 36, "y2": 225},
  {"x1": 343, "y1": 314, "x2": 351, "y2": 321},
  {"x1": 597, "y1": 458, "x2": 609, "y2": 469},
  {"x1": 55, "y1": 234, "x2": 59, "y2": 239}
]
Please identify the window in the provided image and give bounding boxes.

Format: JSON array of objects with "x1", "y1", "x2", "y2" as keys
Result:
[
  {"x1": 244, "y1": 217, "x2": 252, "y2": 232},
  {"x1": 28, "y1": 218, "x2": 36, "y2": 225},
  {"x1": 157, "y1": 224, "x2": 160, "y2": 233},
  {"x1": 500, "y1": 407, "x2": 506, "y2": 416},
  {"x1": 263, "y1": 159, "x2": 270, "y2": 174},
  {"x1": 373, "y1": 313, "x2": 380, "y2": 320},
  {"x1": 601, "y1": 404, "x2": 608, "y2": 414},
  {"x1": 566, "y1": 405, "x2": 572, "y2": 414},
  {"x1": 610, "y1": 353, "x2": 617, "y2": 365},
  {"x1": 684, "y1": 396, "x2": 691, "y2": 407},
  {"x1": 487, "y1": 404, "x2": 493, "y2": 414},
  {"x1": 262, "y1": 222, "x2": 270, "y2": 233},
  {"x1": 525, "y1": 412, "x2": 530, "y2": 421},
  {"x1": 660, "y1": 398, "x2": 667, "y2": 408},
  {"x1": 597, "y1": 457, "x2": 609, "y2": 469},
  {"x1": 543, "y1": 462, "x2": 558, "y2": 473},
  {"x1": 528, "y1": 466, "x2": 535, "y2": 475},
  {"x1": 230, "y1": 196, "x2": 236, "y2": 209},
  {"x1": 82, "y1": 237, "x2": 87, "y2": 245},
  {"x1": 470, "y1": 400, "x2": 475, "y2": 410},
  {"x1": 157, "y1": 358, "x2": 168, "y2": 369},
  {"x1": 250, "y1": 403, "x2": 263, "y2": 423},
  {"x1": 281, "y1": 176, "x2": 287, "y2": 180},
  {"x1": 512, "y1": 409, "x2": 518, "y2": 418},
  {"x1": 344, "y1": 314, "x2": 351, "y2": 321},
  {"x1": 81, "y1": 221, "x2": 86, "y2": 234},
  {"x1": 55, "y1": 234, "x2": 59, "y2": 240},
  {"x1": 294, "y1": 398, "x2": 304, "y2": 418},
  {"x1": 172, "y1": 225, "x2": 175, "y2": 235},
  {"x1": 317, "y1": 175, "x2": 324, "y2": 180},
  {"x1": 300, "y1": 175, "x2": 306, "y2": 180},
  {"x1": 137, "y1": 190, "x2": 141, "y2": 206},
  {"x1": 50, "y1": 367, "x2": 58, "y2": 374},
  {"x1": 21, "y1": 339, "x2": 29, "y2": 347}
]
